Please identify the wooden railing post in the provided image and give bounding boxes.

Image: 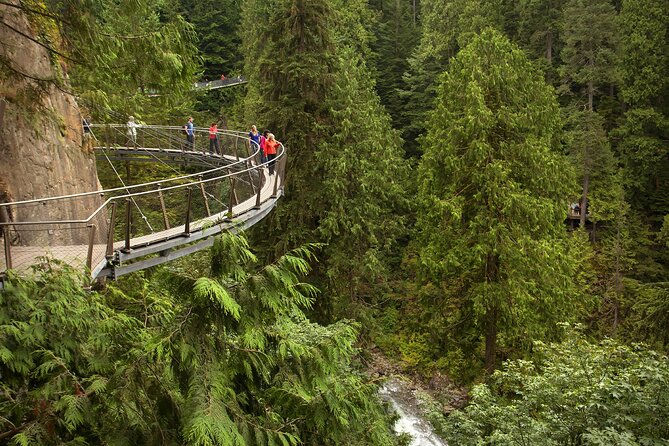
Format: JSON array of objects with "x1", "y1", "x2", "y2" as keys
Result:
[
  {"x1": 184, "y1": 188, "x2": 192, "y2": 235},
  {"x1": 227, "y1": 177, "x2": 236, "y2": 219},
  {"x1": 86, "y1": 224, "x2": 96, "y2": 271},
  {"x1": 254, "y1": 169, "x2": 263, "y2": 209},
  {"x1": 158, "y1": 185, "x2": 170, "y2": 229},
  {"x1": 272, "y1": 153, "x2": 287, "y2": 198},
  {"x1": 199, "y1": 177, "x2": 211, "y2": 217},
  {"x1": 3, "y1": 226, "x2": 12, "y2": 270},
  {"x1": 123, "y1": 198, "x2": 131, "y2": 252},
  {"x1": 272, "y1": 159, "x2": 281, "y2": 198},
  {"x1": 106, "y1": 202, "x2": 117, "y2": 258},
  {"x1": 248, "y1": 160, "x2": 257, "y2": 195}
]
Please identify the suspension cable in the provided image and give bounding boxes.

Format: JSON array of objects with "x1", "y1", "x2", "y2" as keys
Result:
[{"x1": 100, "y1": 146, "x2": 154, "y2": 232}]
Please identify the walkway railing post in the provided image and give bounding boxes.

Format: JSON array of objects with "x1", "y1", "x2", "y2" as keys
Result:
[
  {"x1": 123, "y1": 198, "x2": 131, "y2": 252},
  {"x1": 158, "y1": 185, "x2": 170, "y2": 229},
  {"x1": 3, "y1": 226, "x2": 12, "y2": 270},
  {"x1": 106, "y1": 202, "x2": 117, "y2": 258},
  {"x1": 227, "y1": 177, "x2": 236, "y2": 219},
  {"x1": 184, "y1": 187, "x2": 192, "y2": 235},
  {"x1": 199, "y1": 177, "x2": 211, "y2": 217},
  {"x1": 272, "y1": 153, "x2": 287, "y2": 198},
  {"x1": 254, "y1": 169, "x2": 263, "y2": 209},
  {"x1": 247, "y1": 159, "x2": 257, "y2": 194},
  {"x1": 86, "y1": 224, "x2": 96, "y2": 271}
]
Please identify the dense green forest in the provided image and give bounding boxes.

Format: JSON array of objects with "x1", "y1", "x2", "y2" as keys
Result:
[{"x1": 1, "y1": 0, "x2": 668, "y2": 444}]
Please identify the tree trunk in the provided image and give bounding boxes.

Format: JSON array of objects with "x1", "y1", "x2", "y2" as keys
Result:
[
  {"x1": 580, "y1": 174, "x2": 589, "y2": 228},
  {"x1": 546, "y1": 30, "x2": 553, "y2": 64},
  {"x1": 484, "y1": 253, "x2": 499, "y2": 373},
  {"x1": 485, "y1": 304, "x2": 498, "y2": 374}
]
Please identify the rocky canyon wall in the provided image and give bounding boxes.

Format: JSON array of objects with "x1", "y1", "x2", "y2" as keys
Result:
[{"x1": 0, "y1": 0, "x2": 106, "y2": 246}]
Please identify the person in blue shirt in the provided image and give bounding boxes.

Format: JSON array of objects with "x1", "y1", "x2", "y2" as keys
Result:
[
  {"x1": 186, "y1": 116, "x2": 195, "y2": 151},
  {"x1": 249, "y1": 125, "x2": 263, "y2": 164}
]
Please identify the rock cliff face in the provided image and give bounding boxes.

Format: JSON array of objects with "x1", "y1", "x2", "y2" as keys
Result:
[{"x1": 0, "y1": 1, "x2": 106, "y2": 246}]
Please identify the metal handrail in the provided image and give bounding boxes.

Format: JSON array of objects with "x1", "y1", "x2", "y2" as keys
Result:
[
  {"x1": 0, "y1": 125, "x2": 261, "y2": 209},
  {"x1": 1, "y1": 122, "x2": 287, "y2": 281},
  {"x1": 0, "y1": 143, "x2": 285, "y2": 226}
]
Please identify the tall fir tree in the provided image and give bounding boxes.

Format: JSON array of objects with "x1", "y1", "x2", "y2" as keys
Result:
[
  {"x1": 559, "y1": 0, "x2": 619, "y2": 227},
  {"x1": 400, "y1": 0, "x2": 504, "y2": 157},
  {"x1": 370, "y1": 0, "x2": 420, "y2": 134},
  {"x1": 241, "y1": 0, "x2": 408, "y2": 321},
  {"x1": 417, "y1": 29, "x2": 579, "y2": 374},
  {"x1": 616, "y1": 0, "x2": 669, "y2": 220},
  {"x1": 179, "y1": 0, "x2": 243, "y2": 80},
  {"x1": 514, "y1": 0, "x2": 563, "y2": 79},
  {"x1": 611, "y1": 0, "x2": 669, "y2": 348}
]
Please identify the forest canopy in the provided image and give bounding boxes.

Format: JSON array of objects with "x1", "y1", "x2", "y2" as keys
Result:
[{"x1": 1, "y1": 0, "x2": 668, "y2": 444}]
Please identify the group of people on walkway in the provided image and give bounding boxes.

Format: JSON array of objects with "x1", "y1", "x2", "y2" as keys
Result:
[
  {"x1": 249, "y1": 125, "x2": 279, "y2": 175},
  {"x1": 123, "y1": 116, "x2": 279, "y2": 175}
]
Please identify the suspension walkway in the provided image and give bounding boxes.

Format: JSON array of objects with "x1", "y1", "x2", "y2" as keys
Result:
[
  {"x1": 194, "y1": 76, "x2": 248, "y2": 90},
  {"x1": 0, "y1": 124, "x2": 286, "y2": 283}
]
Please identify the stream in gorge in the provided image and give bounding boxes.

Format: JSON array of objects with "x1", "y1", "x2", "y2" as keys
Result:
[{"x1": 379, "y1": 378, "x2": 448, "y2": 446}]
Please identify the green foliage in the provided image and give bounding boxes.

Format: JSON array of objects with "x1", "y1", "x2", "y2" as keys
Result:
[
  {"x1": 417, "y1": 29, "x2": 580, "y2": 374},
  {"x1": 66, "y1": 0, "x2": 201, "y2": 118},
  {"x1": 615, "y1": 0, "x2": 669, "y2": 220},
  {"x1": 514, "y1": 0, "x2": 563, "y2": 71},
  {"x1": 369, "y1": 0, "x2": 419, "y2": 133},
  {"x1": 400, "y1": 0, "x2": 504, "y2": 156},
  {"x1": 180, "y1": 0, "x2": 243, "y2": 80},
  {"x1": 242, "y1": 0, "x2": 410, "y2": 324},
  {"x1": 558, "y1": 0, "x2": 618, "y2": 107},
  {"x1": 443, "y1": 329, "x2": 669, "y2": 445},
  {"x1": 0, "y1": 235, "x2": 398, "y2": 445}
]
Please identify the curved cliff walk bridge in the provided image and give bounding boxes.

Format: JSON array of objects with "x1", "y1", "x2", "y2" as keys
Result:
[{"x1": 0, "y1": 124, "x2": 286, "y2": 283}]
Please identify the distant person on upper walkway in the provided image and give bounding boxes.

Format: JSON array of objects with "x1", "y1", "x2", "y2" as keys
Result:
[
  {"x1": 127, "y1": 115, "x2": 139, "y2": 147},
  {"x1": 209, "y1": 122, "x2": 220, "y2": 155},
  {"x1": 221, "y1": 74, "x2": 226, "y2": 81},
  {"x1": 249, "y1": 125, "x2": 263, "y2": 163},
  {"x1": 265, "y1": 133, "x2": 280, "y2": 175}
]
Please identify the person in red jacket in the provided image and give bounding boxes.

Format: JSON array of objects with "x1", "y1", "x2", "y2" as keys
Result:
[
  {"x1": 208, "y1": 122, "x2": 220, "y2": 155},
  {"x1": 259, "y1": 130, "x2": 269, "y2": 166},
  {"x1": 264, "y1": 133, "x2": 280, "y2": 175}
]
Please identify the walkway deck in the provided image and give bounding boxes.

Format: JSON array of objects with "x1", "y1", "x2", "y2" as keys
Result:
[{"x1": 0, "y1": 125, "x2": 285, "y2": 283}]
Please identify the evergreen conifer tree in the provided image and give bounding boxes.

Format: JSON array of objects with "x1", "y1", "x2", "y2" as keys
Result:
[
  {"x1": 0, "y1": 235, "x2": 398, "y2": 445},
  {"x1": 616, "y1": 0, "x2": 669, "y2": 219},
  {"x1": 400, "y1": 0, "x2": 504, "y2": 157},
  {"x1": 417, "y1": 29, "x2": 578, "y2": 373},
  {"x1": 559, "y1": 0, "x2": 619, "y2": 227},
  {"x1": 242, "y1": 0, "x2": 409, "y2": 321},
  {"x1": 370, "y1": 0, "x2": 419, "y2": 133}
]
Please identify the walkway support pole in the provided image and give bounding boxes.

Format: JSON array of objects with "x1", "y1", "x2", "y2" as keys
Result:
[
  {"x1": 106, "y1": 202, "x2": 117, "y2": 258},
  {"x1": 86, "y1": 224, "x2": 96, "y2": 271},
  {"x1": 227, "y1": 177, "x2": 236, "y2": 219},
  {"x1": 184, "y1": 188, "x2": 192, "y2": 235},
  {"x1": 199, "y1": 177, "x2": 211, "y2": 217},
  {"x1": 272, "y1": 155, "x2": 285, "y2": 198},
  {"x1": 3, "y1": 226, "x2": 12, "y2": 270},
  {"x1": 124, "y1": 198, "x2": 131, "y2": 252},
  {"x1": 254, "y1": 170, "x2": 263, "y2": 209},
  {"x1": 158, "y1": 185, "x2": 170, "y2": 229}
]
